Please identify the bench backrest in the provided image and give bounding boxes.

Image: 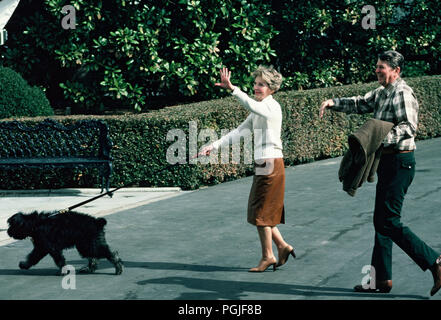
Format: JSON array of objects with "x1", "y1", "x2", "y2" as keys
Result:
[{"x1": 0, "y1": 118, "x2": 112, "y2": 160}]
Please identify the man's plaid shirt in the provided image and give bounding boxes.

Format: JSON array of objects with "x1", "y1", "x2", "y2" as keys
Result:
[{"x1": 332, "y1": 78, "x2": 418, "y2": 151}]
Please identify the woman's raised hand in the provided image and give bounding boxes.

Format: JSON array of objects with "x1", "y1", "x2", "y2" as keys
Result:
[{"x1": 215, "y1": 67, "x2": 235, "y2": 91}]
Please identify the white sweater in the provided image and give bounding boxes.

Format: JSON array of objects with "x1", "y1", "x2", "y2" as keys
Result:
[{"x1": 211, "y1": 87, "x2": 283, "y2": 160}]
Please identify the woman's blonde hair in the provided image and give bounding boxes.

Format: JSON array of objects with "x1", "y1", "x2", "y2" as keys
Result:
[{"x1": 252, "y1": 65, "x2": 283, "y2": 92}]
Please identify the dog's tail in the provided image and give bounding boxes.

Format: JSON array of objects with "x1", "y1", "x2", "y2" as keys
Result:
[{"x1": 96, "y1": 217, "x2": 107, "y2": 229}]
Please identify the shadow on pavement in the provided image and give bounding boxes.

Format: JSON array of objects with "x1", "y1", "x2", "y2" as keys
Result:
[
  {"x1": 66, "y1": 259, "x2": 248, "y2": 273},
  {"x1": 136, "y1": 276, "x2": 429, "y2": 300},
  {"x1": 0, "y1": 268, "x2": 58, "y2": 276},
  {"x1": 58, "y1": 259, "x2": 430, "y2": 300}
]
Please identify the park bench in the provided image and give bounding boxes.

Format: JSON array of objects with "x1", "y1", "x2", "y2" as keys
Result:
[{"x1": 0, "y1": 118, "x2": 112, "y2": 192}]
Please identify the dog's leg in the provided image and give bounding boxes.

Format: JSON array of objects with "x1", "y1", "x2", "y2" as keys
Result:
[
  {"x1": 107, "y1": 250, "x2": 123, "y2": 275},
  {"x1": 79, "y1": 258, "x2": 98, "y2": 274},
  {"x1": 76, "y1": 242, "x2": 99, "y2": 273},
  {"x1": 101, "y1": 244, "x2": 123, "y2": 275},
  {"x1": 94, "y1": 245, "x2": 123, "y2": 275},
  {"x1": 48, "y1": 250, "x2": 67, "y2": 275},
  {"x1": 97, "y1": 244, "x2": 123, "y2": 275},
  {"x1": 91, "y1": 232, "x2": 123, "y2": 275},
  {"x1": 110, "y1": 251, "x2": 123, "y2": 275},
  {"x1": 20, "y1": 247, "x2": 47, "y2": 270}
]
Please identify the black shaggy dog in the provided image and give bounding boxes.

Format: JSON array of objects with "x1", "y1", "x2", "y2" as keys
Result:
[{"x1": 7, "y1": 211, "x2": 123, "y2": 275}]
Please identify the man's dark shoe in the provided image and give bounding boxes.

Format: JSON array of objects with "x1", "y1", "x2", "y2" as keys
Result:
[
  {"x1": 430, "y1": 256, "x2": 441, "y2": 296},
  {"x1": 354, "y1": 280, "x2": 392, "y2": 293}
]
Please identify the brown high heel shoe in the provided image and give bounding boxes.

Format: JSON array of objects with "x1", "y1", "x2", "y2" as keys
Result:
[
  {"x1": 248, "y1": 257, "x2": 277, "y2": 272},
  {"x1": 276, "y1": 246, "x2": 296, "y2": 267}
]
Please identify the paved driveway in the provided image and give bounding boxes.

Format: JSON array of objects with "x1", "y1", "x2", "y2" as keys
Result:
[{"x1": 0, "y1": 137, "x2": 440, "y2": 300}]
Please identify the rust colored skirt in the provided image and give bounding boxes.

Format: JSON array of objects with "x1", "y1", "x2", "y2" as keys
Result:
[{"x1": 247, "y1": 158, "x2": 285, "y2": 227}]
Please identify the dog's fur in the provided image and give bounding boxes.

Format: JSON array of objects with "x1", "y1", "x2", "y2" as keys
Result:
[{"x1": 7, "y1": 210, "x2": 123, "y2": 275}]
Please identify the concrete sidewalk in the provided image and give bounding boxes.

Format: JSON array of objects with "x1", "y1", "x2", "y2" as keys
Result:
[{"x1": 0, "y1": 137, "x2": 440, "y2": 300}]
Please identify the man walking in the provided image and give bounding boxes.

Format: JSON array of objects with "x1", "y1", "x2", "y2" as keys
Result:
[{"x1": 319, "y1": 50, "x2": 441, "y2": 295}]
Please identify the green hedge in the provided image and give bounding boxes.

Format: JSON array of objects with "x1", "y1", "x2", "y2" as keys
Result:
[
  {"x1": 1, "y1": 75, "x2": 440, "y2": 190},
  {"x1": 0, "y1": 66, "x2": 54, "y2": 119}
]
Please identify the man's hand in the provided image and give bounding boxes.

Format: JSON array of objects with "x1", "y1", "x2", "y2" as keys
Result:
[
  {"x1": 191, "y1": 145, "x2": 214, "y2": 160},
  {"x1": 319, "y1": 99, "x2": 335, "y2": 118}
]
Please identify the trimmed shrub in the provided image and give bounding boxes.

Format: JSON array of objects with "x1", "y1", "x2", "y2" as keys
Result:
[
  {"x1": 0, "y1": 75, "x2": 439, "y2": 190},
  {"x1": 0, "y1": 66, "x2": 54, "y2": 119}
]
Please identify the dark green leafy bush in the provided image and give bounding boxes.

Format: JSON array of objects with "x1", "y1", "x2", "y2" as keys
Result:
[
  {"x1": 0, "y1": 66, "x2": 54, "y2": 119},
  {"x1": 2, "y1": 1, "x2": 439, "y2": 113},
  {"x1": 1, "y1": 0, "x2": 276, "y2": 113}
]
